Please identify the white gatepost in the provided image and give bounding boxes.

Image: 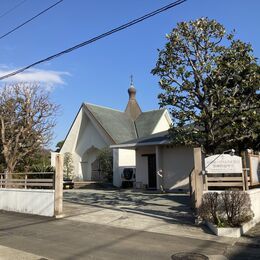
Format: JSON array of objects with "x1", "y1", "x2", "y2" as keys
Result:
[{"x1": 54, "y1": 154, "x2": 63, "y2": 217}]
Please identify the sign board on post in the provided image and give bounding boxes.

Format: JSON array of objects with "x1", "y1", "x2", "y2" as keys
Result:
[{"x1": 205, "y1": 154, "x2": 243, "y2": 173}]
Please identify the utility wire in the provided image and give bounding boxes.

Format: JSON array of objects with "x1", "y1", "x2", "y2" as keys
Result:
[
  {"x1": 0, "y1": 0, "x2": 186, "y2": 81},
  {"x1": 0, "y1": 0, "x2": 28, "y2": 20},
  {"x1": 0, "y1": 0, "x2": 64, "y2": 41}
]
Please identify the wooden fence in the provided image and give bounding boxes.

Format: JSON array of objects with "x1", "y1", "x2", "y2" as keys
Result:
[
  {"x1": 204, "y1": 152, "x2": 259, "y2": 191},
  {"x1": 0, "y1": 172, "x2": 55, "y2": 189},
  {"x1": 204, "y1": 170, "x2": 250, "y2": 191}
]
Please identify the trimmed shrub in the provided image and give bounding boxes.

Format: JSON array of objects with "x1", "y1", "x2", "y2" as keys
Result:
[
  {"x1": 220, "y1": 191, "x2": 254, "y2": 227},
  {"x1": 198, "y1": 192, "x2": 223, "y2": 226},
  {"x1": 199, "y1": 191, "x2": 254, "y2": 227}
]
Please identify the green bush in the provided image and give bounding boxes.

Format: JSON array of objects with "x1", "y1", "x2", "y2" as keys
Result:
[
  {"x1": 63, "y1": 152, "x2": 74, "y2": 179},
  {"x1": 97, "y1": 148, "x2": 113, "y2": 182},
  {"x1": 31, "y1": 165, "x2": 55, "y2": 173}
]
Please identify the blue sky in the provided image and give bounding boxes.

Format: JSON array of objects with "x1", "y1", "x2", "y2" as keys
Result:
[{"x1": 0, "y1": 0, "x2": 259, "y2": 149}]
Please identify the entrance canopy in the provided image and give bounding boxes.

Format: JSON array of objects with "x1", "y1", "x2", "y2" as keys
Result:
[{"x1": 110, "y1": 131, "x2": 170, "y2": 149}]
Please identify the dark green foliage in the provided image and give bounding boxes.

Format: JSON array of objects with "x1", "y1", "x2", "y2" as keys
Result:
[
  {"x1": 15, "y1": 148, "x2": 52, "y2": 173},
  {"x1": 31, "y1": 165, "x2": 54, "y2": 173},
  {"x1": 152, "y1": 17, "x2": 260, "y2": 153},
  {"x1": 63, "y1": 152, "x2": 74, "y2": 179},
  {"x1": 97, "y1": 148, "x2": 113, "y2": 182},
  {"x1": 55, "y1": 140, "x2": 64, "y2": 152}
]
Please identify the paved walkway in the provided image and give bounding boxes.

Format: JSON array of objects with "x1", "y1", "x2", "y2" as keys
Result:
[
  {"x1": 0, "y1": 245, "x2": 49, "y2": 260},
  {"x1": 63, "y1": 189, "x2": 235, "y2": 244}
]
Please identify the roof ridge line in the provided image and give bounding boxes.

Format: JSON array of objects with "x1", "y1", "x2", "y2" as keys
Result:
[
  {"x1": 84, "y1": 102, "x2": 123, "y2": 113},
  {"x1": 133, "y1": 120, "x2": 139, "y2": 139},
  {"x1": 83, "y1": 105, "x2": 117, "y2": 144},
  {"x1": 142, "y1": 108, "x2": 166, "y2": 113}
]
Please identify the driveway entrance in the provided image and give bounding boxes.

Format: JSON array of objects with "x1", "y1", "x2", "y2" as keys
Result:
[
  {"x1": 63, "y1": 189, "x2": 232, "y2": 243},
  {"x1": 64, "y1": 189, "x2": 193, "y2": 222}
]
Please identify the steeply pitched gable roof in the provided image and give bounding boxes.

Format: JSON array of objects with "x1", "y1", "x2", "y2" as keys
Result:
[
  {"x1": 135, "y1": 109, "x2": 166, "y2": 138},
  {"x1": 84, "y1": 103, "x2": 137, "y2": 144},
  {"x1": 83, "y1": 104, "x2": 167, "y2": 144}
]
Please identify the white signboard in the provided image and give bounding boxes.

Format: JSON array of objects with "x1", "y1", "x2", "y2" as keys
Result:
[
  {"x1": 205, "y1": 154, "x2": 242, "y2": 173},
  {"x1": 250, "y1": 156, "x2": 260, "y2": 185}
]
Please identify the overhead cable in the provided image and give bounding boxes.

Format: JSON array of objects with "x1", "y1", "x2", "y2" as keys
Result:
[
  {"x1": 0, "y1": 0, "x2": 64, "y2": 41},
  {"x1": 0, "y1": 0, "x2": 28, "y2": 20},
  {"x1": 0, "y1": 0, "x2": 186, "y2": 81}
]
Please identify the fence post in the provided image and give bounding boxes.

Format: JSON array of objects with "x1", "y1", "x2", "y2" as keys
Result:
[
  {"x1": 54, "y1": 154, "x2": 63, "y2": 217},
  {"x1": 242, "y1": 169, "x2": 249, "y2": 190},
  {"x1": 192, "y1": 147, "x2": 204, "y2": 210},
  {"x1": 24, "y1": 173, "x2": 27, "y2": 189}
]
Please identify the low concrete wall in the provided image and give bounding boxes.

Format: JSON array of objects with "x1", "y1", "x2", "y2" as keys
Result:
[
  {"x1": 247, "y1": 188, "x2": 260, "y2": 222},
  {"x1": 206, "y1": 219, "x2": 257, "y2": 238},
  {"x1": 0, "y1": 189, "x2": 55, "y2": 217}
]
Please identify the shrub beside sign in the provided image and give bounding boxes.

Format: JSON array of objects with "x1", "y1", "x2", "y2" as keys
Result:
[{"x1": 205, "y1": 154, "x2": 243, "y2": 174}]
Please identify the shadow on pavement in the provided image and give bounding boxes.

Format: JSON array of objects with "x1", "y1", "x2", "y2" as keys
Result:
[{"x1": 63, "y1": 189, "x2": 199, "y2": 227}]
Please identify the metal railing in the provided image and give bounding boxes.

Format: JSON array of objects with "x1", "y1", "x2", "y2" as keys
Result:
[{"x1": 0, "y1": 172, "x2": 55, "y2": 189}]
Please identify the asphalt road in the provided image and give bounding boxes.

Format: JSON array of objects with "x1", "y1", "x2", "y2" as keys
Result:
[
  {"x1": 0, "y1": 210, "x2": 231, "y2": 260},
  {"x1": 226, "y1": 223, "x2": 260, "y2": 260}
]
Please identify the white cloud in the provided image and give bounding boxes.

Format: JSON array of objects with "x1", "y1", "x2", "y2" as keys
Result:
[{"x1": 0, "y1": 67, "x2": 70, "y2": 91}]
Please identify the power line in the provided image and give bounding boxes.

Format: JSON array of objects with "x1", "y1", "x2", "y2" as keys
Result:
[
  {"x1": 0, "y1": 0, "x2": 186, "y2": 81},
  {"x1": 0, "y1": 0, "x2": 64, "y2": 41},
  {"x1": 0, "y1": 0, "x2": 28, "y2": 20}
]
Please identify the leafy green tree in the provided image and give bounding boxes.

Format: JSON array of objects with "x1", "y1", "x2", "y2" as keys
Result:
[
  {"x1": 152, "y1": 17, "x2": 260, "y2": 153},
  {"x1": 63, "y1": 152, "x2": 74, "y2": 179},
  {"x1": 55, "y1": 140, "x2": 64, "y2": 152},
  {"x1": 97, "y1": 148, "x2": 113, "y2": 182},
  {"x1": 15, "y1": 147, "x2": 52, "y2": 172}
]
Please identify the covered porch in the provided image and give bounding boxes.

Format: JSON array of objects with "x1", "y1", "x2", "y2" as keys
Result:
[{"x1": 111, "y1": 131, "x2": 195, "y2": 191}]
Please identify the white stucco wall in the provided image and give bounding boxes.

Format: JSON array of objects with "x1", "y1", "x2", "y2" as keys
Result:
[
  {"x1": 61, "y1": 108, "x2": 84, "y2": 154},
  {"x1": 247, "y1": 188, "x2": 260, "y2": 222},
  {"x1": 51, "y1": 152, "x2": 58, "y2": 167},
  {"x1": 152, "y1": 110, "x2": 172, "y2": 134},
  {"x1": 113, "y1": 148, "x2": 136, "y2": 187},
  {"x1": 0, "y1": 189, "x2": 55, "y2": 217},
  {"x1": 60, "y1": 107, "x2": 111, "y2": 180},
  {"x1": 161, "y1": 146, "x2": 194, "y2": 190},
  {"x1": 135, "y1": 146, "x2": 193, "y2": 190},
  {"x1": 75, "y1": 116, "x2": 109, "y2": 180}
]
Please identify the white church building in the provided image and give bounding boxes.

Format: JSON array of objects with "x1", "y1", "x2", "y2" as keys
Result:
[
  {"x1": 53, "y1": 82, "x2": 194, "y2": 190},
  {"x1": 55, "y1": 83, "x2": 172, "y2": 180}
]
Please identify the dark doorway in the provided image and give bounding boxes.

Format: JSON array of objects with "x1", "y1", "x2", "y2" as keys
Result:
[{"x1": 147, "y1": 154, "x2": 157, "y2": 189}]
